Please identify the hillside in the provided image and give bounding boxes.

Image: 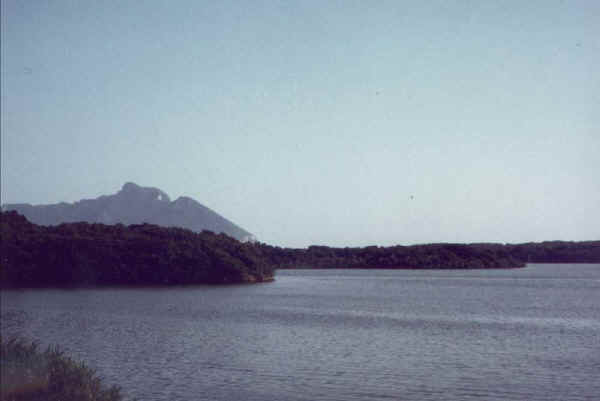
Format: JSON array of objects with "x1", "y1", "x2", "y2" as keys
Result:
[
  {"x1": 0, "y1": 211, "x2": 272, "y2": 287},
  {"x1": 1, "y1": 182, "x2": 254, "y2": 242}
]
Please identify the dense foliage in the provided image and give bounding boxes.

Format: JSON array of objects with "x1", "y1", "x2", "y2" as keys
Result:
[
  {"x1": 256, "y1": 240, "x2": 600, "y2": 270},
  {"x1": 255, "y1": 243, "x2": 527, "y2": 269},
  {"x1": 2, "y1": 212, "x2": 598, "y2": 288},
  {"x1": 505, "y1": 241, "x2": 600, "y2": 263},
  {"x1": 0, "y1": 337, "x2": 121, "y2": 401},
  {"x1": 1, "y1": 211, "x2": 273, "y2": 287}
]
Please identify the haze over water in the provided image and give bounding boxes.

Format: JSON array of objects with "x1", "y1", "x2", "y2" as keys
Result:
[{"x1": 2, "y1": 264, "x2": 599, "y2": 401}]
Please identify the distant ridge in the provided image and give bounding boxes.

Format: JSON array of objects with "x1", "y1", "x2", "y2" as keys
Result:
[{"x1": 2, "y1": 182, "x2": 255, "y2": 242}]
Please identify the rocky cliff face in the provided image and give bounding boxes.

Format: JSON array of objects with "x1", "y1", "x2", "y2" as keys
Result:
[{"x1": 2, "y1": 182, "x2": 254, "y2": 241}]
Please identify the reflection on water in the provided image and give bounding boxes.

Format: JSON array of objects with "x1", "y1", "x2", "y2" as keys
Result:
[{"x1": 2, "y1": 264, "x2": 599, "y2": 401}]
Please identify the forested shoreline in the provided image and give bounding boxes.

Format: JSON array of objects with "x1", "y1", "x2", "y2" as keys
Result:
[
  {"x1": 255, "y1": 240, "x2": 600, "y2": 269},
  {"x1": 0, "y1": 211, "x2": 273, "y2": 287},
  {"x1": 1, "y1": 211, "x2": 599, "y2": 288},
  {"x1": 255, "y1": 243, "x2": 525, "y2": 269}
]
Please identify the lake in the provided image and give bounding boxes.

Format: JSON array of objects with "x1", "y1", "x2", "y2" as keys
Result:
[{"x1": 1, "y1": 264, "x2": 599, "y2": 401}]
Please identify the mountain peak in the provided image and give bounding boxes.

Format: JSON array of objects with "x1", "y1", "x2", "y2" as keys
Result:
[
  {"x1": 119, "y1": 182, "x2": 170, "y2": 203},
  {"x1": 121, "y1": 182, "x2": 140, "y2": 192},
  {"x1": 2, "y1": 183, "x2": 253, "y2": 241}
]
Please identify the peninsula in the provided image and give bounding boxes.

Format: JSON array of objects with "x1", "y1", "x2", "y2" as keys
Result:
[{"x1": 1, "y1": 211, "x2": 272, "y2": 287}]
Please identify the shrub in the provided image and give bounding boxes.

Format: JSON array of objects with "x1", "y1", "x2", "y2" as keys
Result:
[{"x1": 0, "y1": 337, "x2": 121, "y2": 401}]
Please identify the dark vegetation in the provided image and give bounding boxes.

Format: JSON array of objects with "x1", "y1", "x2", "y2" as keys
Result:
[
  {"x1": 505, "y1": 241, "x2": 600, "y2": 263},
  {"x1": 1, "y1": 211, "x2": 272, "y2": 288},
  {"x1": 0, "y1": 337, "x2": 121, "y2": 401},
  {"x1": 1, "y1": 211, "x2": 599, "y2": 288},
  {"x1": 255, "y1": 241, "x2": 600, "y2": 269},
  {"x1": 256, "y1": 243, "x2": 526, "y2": 269}
]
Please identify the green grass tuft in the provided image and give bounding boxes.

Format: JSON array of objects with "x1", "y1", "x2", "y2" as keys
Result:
[{"x1": 1, "y1": 337, "x2": 121, "y2": 401}]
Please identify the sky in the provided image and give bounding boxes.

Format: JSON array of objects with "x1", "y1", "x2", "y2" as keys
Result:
[{"x1": 1, "y1": 0, "x2": 599, "y2": 248}]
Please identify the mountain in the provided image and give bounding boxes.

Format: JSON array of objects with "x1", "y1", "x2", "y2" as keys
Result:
[{"x1": 2, "y1": 182, "x2": 255, "y2": 242}]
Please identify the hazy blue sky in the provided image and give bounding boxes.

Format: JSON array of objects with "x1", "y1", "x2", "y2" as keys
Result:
[{"x1": 2, "y1": 0, "x2": 599, "y2": 247}]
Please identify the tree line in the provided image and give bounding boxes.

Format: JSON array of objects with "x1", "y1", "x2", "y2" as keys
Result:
[
  {"x1": 253, "y1": 240, "x2": 600, "y2": 270},
  {"x1": 254, "y1": 243, "x2": 525, "y2": 269},
  {"x1": 1, "y1": 211, "x2": 598, "y2": 288},
  {"x1": 1, "y1": 211, "x2": 273, "y2": 287}
]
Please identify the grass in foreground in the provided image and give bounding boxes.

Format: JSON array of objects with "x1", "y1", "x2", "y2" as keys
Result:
[{"x1": 1, "y1": 337, "x2": 121, "y2": 401}]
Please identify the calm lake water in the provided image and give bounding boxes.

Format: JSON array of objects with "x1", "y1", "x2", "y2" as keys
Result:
[{"x1": 2, "y1": 264, "x2": 599, "y2": 401}]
